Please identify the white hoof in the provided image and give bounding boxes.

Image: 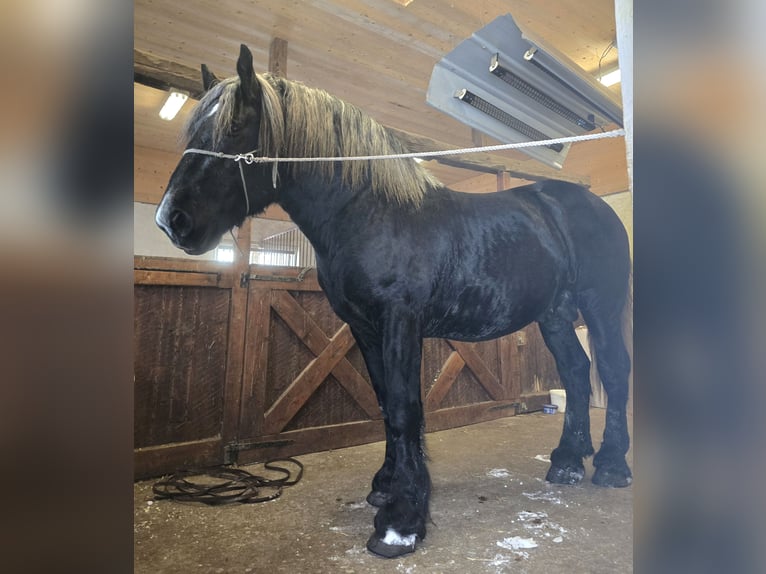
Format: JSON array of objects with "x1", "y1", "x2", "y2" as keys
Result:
[{"x1": 381, "y1": 528, "x2": 417, "y2": 546}]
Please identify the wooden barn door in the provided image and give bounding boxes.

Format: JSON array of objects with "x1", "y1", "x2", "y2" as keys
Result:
[
  {"x1": 232, "y1": 267, "x2": 384, "y2": 465},
  {"x1": 134, "y1": 258, "x2": 561, "y2": 477},
  {"x1": 133, "y1": 257, "x2": 248, "y2": 479},
  {"x1": 421, "y1": 337, "x2": 521, "y2": 431},
  {"x1": 229, "y1": 267, "x2": 535, "y2": 465}
]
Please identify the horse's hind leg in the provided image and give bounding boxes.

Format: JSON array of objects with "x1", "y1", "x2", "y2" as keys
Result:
[
  {"x1": 580, "y1": 297, "x2": 632, "y2": 487},
  {"x1": 538, "y1": 301, "x2": 595, "y2": 485}
]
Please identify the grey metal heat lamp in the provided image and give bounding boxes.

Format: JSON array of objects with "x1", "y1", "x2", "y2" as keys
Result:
[{"x1": 426, "y1": 14, "x2": 623, "y2": 169}]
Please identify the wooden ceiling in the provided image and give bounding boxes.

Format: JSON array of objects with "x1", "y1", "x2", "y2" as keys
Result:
[{"x1": 134, "y1": 0, "x2": 626, "y2": 205}]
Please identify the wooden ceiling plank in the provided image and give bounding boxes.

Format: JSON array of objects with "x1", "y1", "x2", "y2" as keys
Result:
[{"x1": 134, "y1": 2, "x2": 447, "y2": 100}]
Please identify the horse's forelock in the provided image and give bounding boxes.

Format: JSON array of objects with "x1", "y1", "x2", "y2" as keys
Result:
[
  {"x1": 182, "y1": 75, "x2": 285, "y2": 156},
  {"x1": 180, "y1": 79, "x2": 232, "y2": 147}
]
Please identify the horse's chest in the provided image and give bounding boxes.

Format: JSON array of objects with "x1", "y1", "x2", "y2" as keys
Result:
[{"x1": 316, "y1": 265, "x2": 374, "y2": 326}]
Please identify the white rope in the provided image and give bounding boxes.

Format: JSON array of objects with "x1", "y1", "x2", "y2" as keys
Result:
[
  {"x1": 183, "y1": 128, "x2": 625, "y2": 166},
  {"x1": 237, "y1": 161, "x2": 250, "y2": 214}
]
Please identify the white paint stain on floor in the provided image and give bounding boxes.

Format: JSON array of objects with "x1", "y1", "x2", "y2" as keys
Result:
[
  {"x1": 495, "y1": 537, "x2": 536, "y2": 562},
  {"x1": 496, "y1": 536, "x2": 538, "y2": 550},
  {"x1": 521, "y1": 489, "x2": 563, "y2": 504},
  {"x1": 484, "y1": 506, "x2": 571, "y2": 570},
  {"x1": 515, "y1": 510, "x2": 568, "y2": 538},
  {"x1": 486, "y1": 468, "x2": 512, "y2": 478}
]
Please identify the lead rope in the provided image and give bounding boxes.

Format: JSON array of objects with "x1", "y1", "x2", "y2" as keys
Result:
[
  {"x1": 183, "y1": 128, "x2": 624, "y2": 167},
  {"x1": 152, "y1": 458, "x2": 304, "y2": 506},
  {"x1": 182, "y1": 128, "x2": 625, "y2": 232}
]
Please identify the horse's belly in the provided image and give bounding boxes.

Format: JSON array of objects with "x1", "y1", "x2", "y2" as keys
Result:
[
  {"x1": 426, "y1": 322, "x2": 526, "y2": 342},
  {"x1": 424, "y1": 284, "x2": 547, "y2": 341}
]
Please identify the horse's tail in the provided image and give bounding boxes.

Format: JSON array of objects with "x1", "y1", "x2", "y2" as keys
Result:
[{"x1": 621, "y1": 271, "x2": 634, "y2": 413}]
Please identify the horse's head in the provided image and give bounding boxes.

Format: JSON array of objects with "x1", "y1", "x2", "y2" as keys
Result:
[{"x1": 155, "y1": 44, "x2": 283, "y2": 255}]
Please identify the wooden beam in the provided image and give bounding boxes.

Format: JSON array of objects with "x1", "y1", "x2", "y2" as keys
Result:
[
  {"x1": 425, "y1": 400, "x2": 520, "y2": 433},
  {"x1": 264, "y1": 323, "x2": 356, "y2": 434},
  {"x1": 497, "y1": 171, "x2": 511, "y2": 191},
  {"x1": 471, "y1": 128, "x2": 486, "y2": 147},
  {"x1": 449, "y1": 340, "x2": 506, "y2": 401},
  {"x1": 134, "y1": 49, "x2": 589, "y2": 185},
  {"x1": 134, "y1": 437, "x2": 222, "y2": 480},
  {"x1": 449, "y1": 172, "x2": 528, "y2": 194},
  {"x1": 134, "y1": 49, "x2": 205, "y2": 99},
  {"x1": 268, "y1": 38, "x2": 288, "y2": 78},
  {"x1": 133, "y1": 269, "x2": 231, "y2": 288},
  {"x1": 270, "y1": 291, "x2": 380, "y2": 419},
  {"x1": 424, "y1": 351, "x2": 465, "y2": 411}
]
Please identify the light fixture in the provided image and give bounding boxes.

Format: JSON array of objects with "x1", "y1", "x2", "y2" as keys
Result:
[
  {"x1": 454, "y1": 88, "x2": 564, "y2": 152},
  {"x1": 426, "y1": 14, "x2": 623, "y2": 169},
  {"x1": 599, "y1": 68, "x2": 621, "y2": 87},
  {"x1": 490, "y1": 53, "x2": 596, "y2": 131},
  {"x1": 158, "y1": 90, "x2": 189, "y2": 121}
]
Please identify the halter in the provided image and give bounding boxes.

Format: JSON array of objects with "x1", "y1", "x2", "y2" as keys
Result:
[{"x1": 182, "y1": 147, "x2": 280, "y2": 217}]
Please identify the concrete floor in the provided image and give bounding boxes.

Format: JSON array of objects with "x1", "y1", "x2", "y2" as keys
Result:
[{"x1": 134, "y1": 409, "x2": 633, "y2": 573}]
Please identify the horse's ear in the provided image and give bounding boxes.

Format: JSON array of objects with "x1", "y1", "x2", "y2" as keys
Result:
[
  {"x1": 201, "y1": 64, "x2": 220, "y2": 92},
  {"x1": 236, "y1": 44, "x2": 257, "y2": 102}
]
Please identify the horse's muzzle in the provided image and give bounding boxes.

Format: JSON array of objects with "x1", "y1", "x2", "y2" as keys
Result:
[{"x1": 155, "y1": 197, "x2": 194, "y2": 244}]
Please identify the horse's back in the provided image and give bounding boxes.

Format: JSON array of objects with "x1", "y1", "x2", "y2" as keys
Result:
[
  {"x1": 531, "y1": 180, "x2": 631, "y2": 302},
  {"x1": 416, "y1": 183, "x2": 582, "y2": 339}
]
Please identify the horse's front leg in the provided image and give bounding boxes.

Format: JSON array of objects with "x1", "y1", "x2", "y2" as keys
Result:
[
  {"x1": 365, "y1": 306, "x2": 429, "y2": 558},
  {"x1": 350, "y1": 328, "x2": 395, "y2": 507}
]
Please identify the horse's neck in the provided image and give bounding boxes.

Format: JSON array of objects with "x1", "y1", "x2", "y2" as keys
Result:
[{"x1": 277, "y1": 175, "x2": 357, "y2": 259}]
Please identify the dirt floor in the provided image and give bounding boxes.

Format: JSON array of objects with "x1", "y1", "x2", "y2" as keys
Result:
[{"x1": 134, "y1": 409, "x2": 633, "y2": 573}]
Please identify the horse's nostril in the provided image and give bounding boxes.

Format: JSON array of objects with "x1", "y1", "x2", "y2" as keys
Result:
[{"x1": 169, "y1": 209, "x2": 193, "y2": 238}]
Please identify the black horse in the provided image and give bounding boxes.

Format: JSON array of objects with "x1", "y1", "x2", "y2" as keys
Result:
[{"x1": 156, "y1": 44, "x2": 632, "y2": 558}]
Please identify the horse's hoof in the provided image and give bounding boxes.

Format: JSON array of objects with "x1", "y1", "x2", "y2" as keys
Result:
[
  {"x1": 366, "y1": 490, "x2": 392, "y2": 507},
  {"x1": 546, "y1": 464, "x2": 585, "y2": 485},
  {"x1": 592, "y1": 467, "x2": 632, "y2": 488},
  {"x1": 366, "y1": 532, "x2": 417, "y2": 559}
]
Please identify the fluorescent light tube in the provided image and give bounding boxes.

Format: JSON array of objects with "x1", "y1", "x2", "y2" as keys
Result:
[
  {"x1": 159, "y1": 90, "x2": 189, "y2": 120},
  {"x1": 599, "y1": 68, "x2": 621, "y2": 87}
]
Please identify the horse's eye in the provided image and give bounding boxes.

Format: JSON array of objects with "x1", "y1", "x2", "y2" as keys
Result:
[{"x1": 230, "y1": 122, "x2": 242, "y2": 136}]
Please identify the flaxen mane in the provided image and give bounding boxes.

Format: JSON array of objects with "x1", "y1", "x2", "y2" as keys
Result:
[{"x1": 184, "y1": 73, "x2": 439, "y2": 206}]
